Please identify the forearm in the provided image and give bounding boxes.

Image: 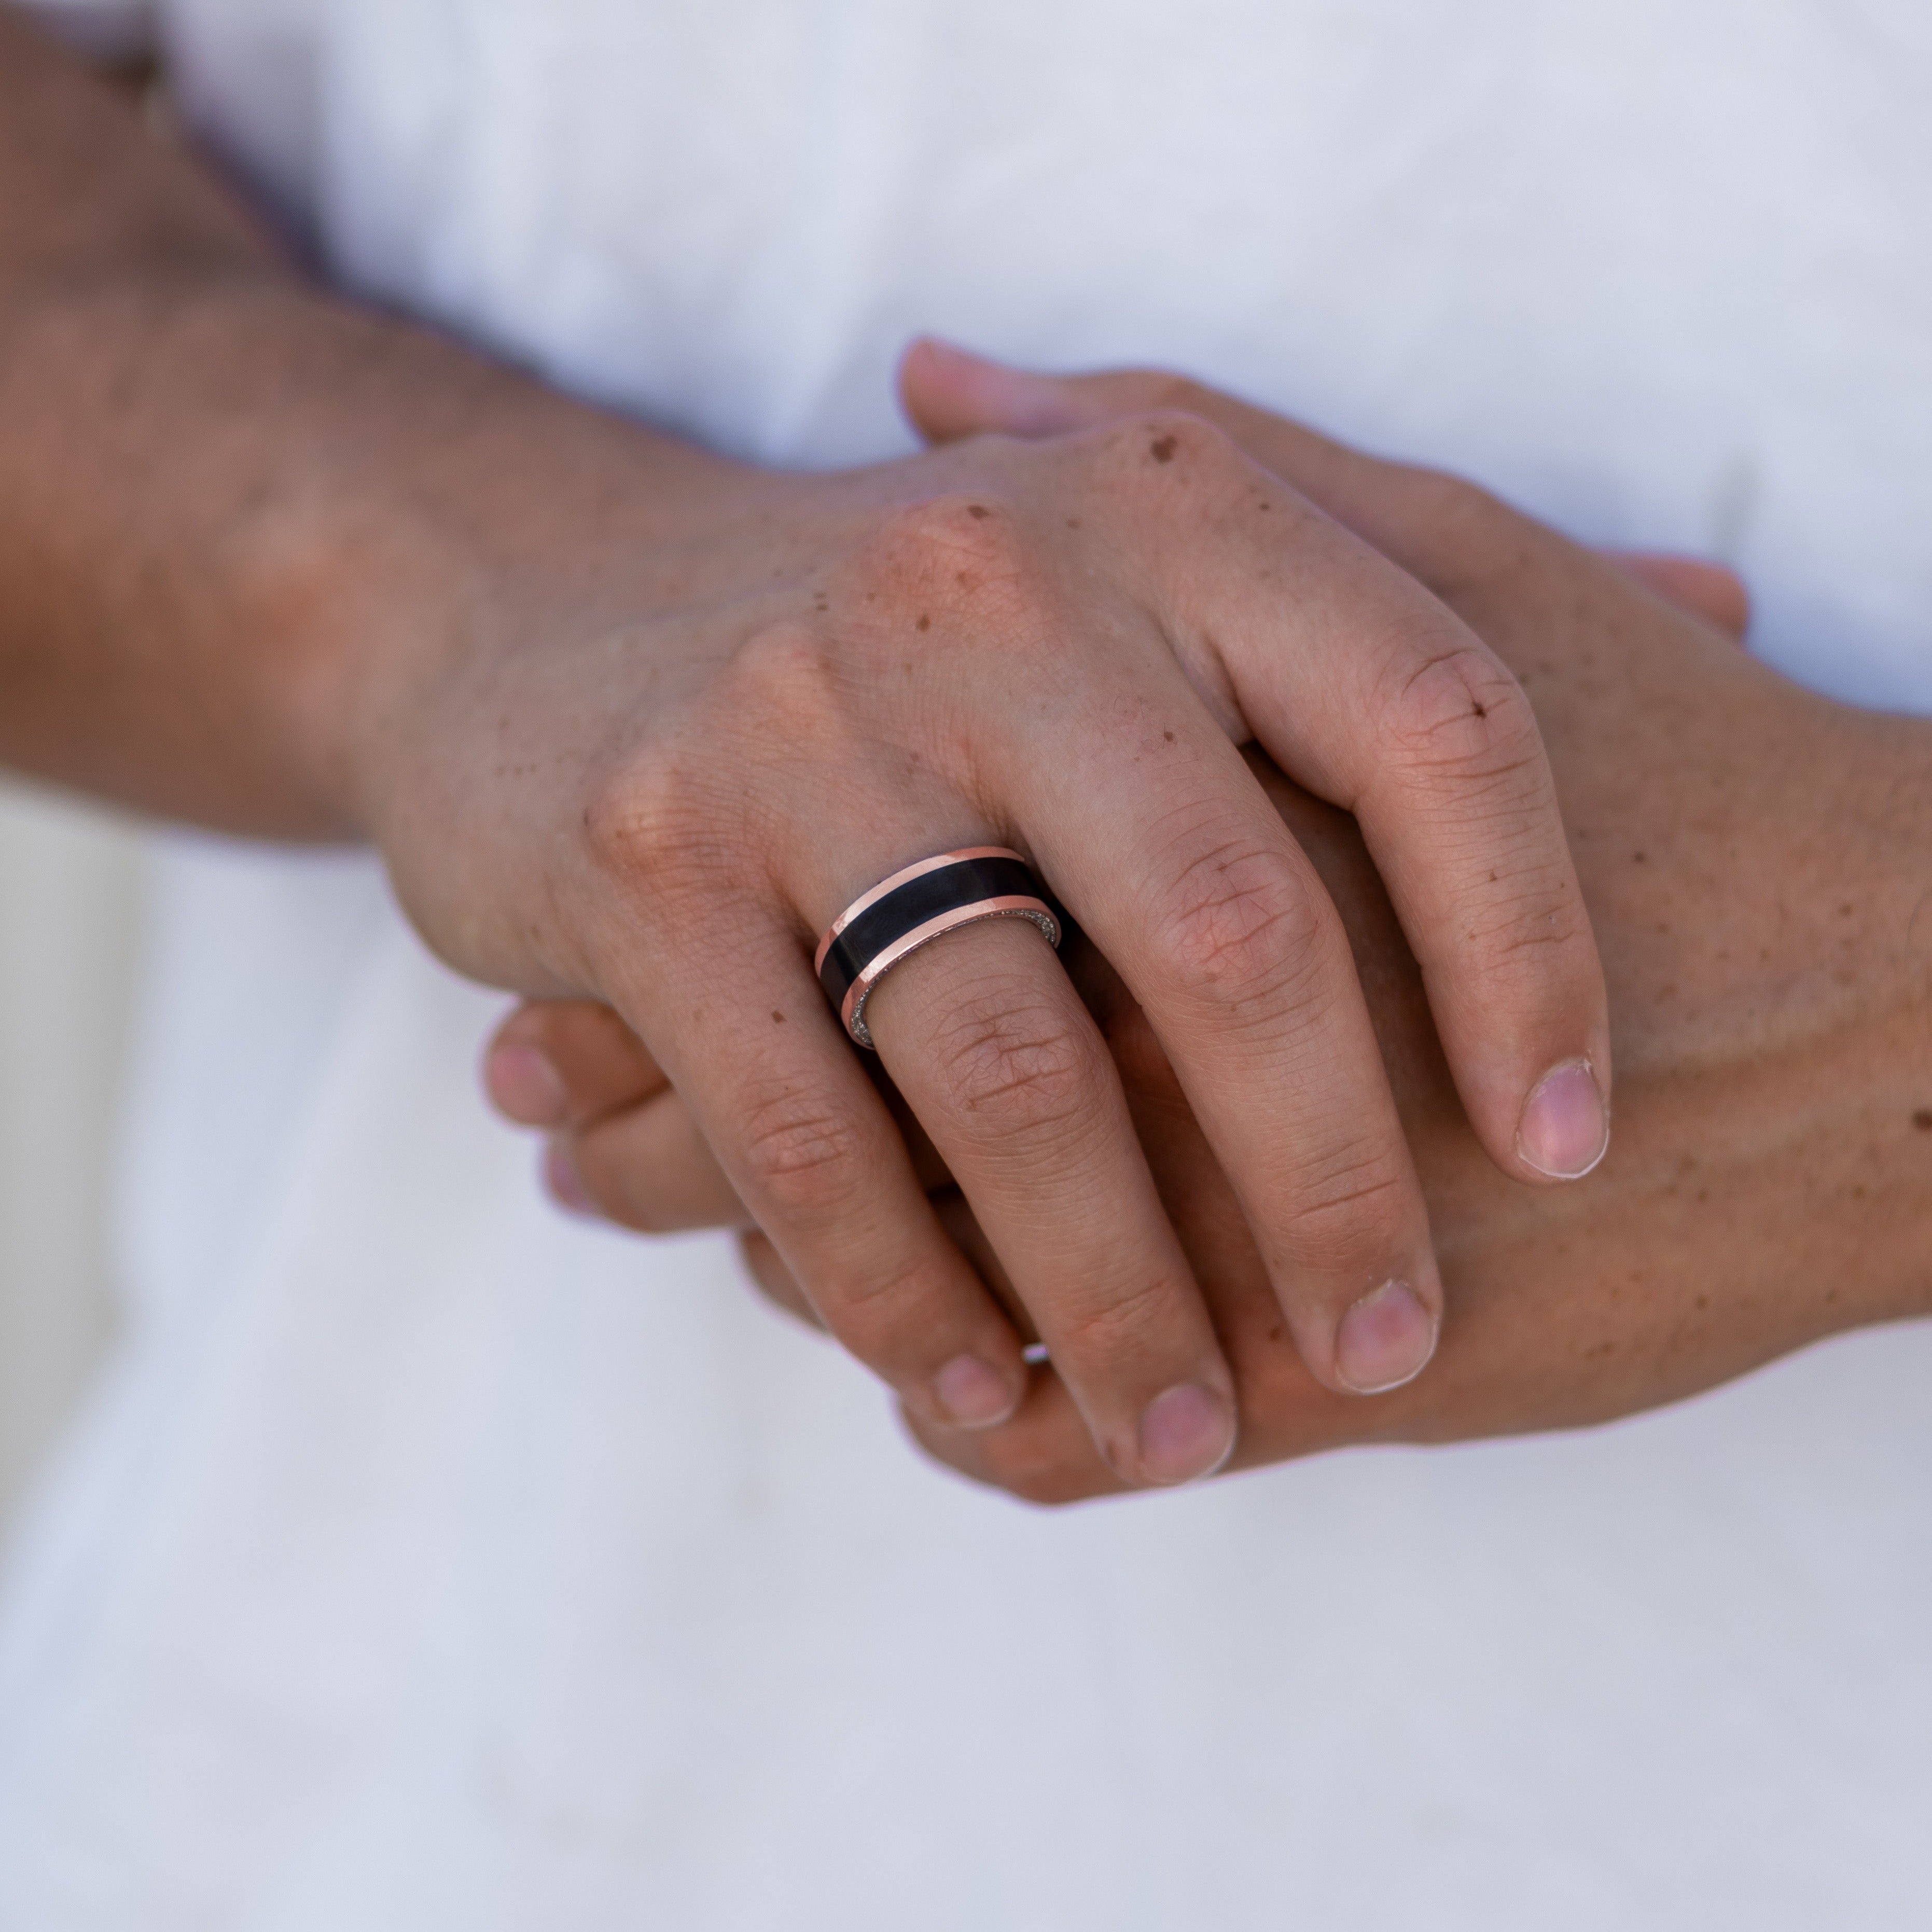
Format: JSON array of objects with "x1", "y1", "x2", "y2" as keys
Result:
[
  {"x1": 1673, "y1": 708, "x2": 1932, "y2": 1338},
  {"x1": 1412, "y1": 697, "x2": 1932, "y2": 1431},
  {"x1": 0, "y1": 8, "x2": 733, "y2": 836}
]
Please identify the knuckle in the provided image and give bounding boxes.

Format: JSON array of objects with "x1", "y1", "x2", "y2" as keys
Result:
[
  {"x1": 1142, "y1": 374, "x2": 1211, "y2": 414},
  {"x1": 580, "y1": 754, "x2": 717, "y2": 896},
  {"x1": 1397, "y1": 466, "x2": 1497, "y2": 529},
  {"x1": 710, "y1": 618, "x2": 868, "y2": 793},
  {"x1": 590, "y1": 622, "x2": 850, "y2": 893},
  {"x1": 1049, "y1": 1271, "x2": 1186, "y2": 1367},
  {"x1": 1460, "y1": 870, "x2": 1597, "y2": 969},
  {"x1": 732, "y1": 1079, "x2": 870, "y2": 1222},
  {"x1": 1106, "y1": 371, "x2": 1205, "y2": 415},
  {"x1": 841, "y1": 495, "x2": 1050, "y2": 658},
  {"x1": 1153, "y1": 837, "x2": 1330, "y2": 1018},
  {"x1": 571, "y1": 1139, "x2": 672, "y2": 1233},
  {"x1": 1089, "y1": 406, "x2": 1245, "y2": 491},
  {"x1": 599, "y1": 1183, "x2": 677, "y2": 1236},
  {"x1": 1379, "y1": 641, "x2": 1543, "y2": 788},
  {"x1": 814, "y1": 1255, "x2": 938, "y2": 1359},
  {"x1": 924, "y1": 980, "x2": 1102, "y2": 1147},
  {"x1": 1278, "y1": 1150, "x2": 1415, "y2": 1276}
]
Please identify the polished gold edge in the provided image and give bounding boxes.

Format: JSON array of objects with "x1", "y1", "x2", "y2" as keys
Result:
[
  {"x1": 813, "y1": 846, "x2": 1027, "y2": 975},
  {"x1": 841, "y1": 897, "x2": 1060, "y2": 1048}
]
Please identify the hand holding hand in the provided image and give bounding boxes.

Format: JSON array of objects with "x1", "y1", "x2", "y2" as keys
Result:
[
  {"x1": 363, "y1": 343, "x2": 1608, "y2": 1489},
  {"x1": 0, "y1": 14, "x2": 1606, "y2": 1483},
  {"x1": 488, "y1": 355, "x2": 1932, "y2": 1502}
]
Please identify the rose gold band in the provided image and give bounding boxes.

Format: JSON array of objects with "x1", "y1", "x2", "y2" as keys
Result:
[
  {"x1": 813, "y1": 846, "x2": 1030, "y2": 976},
  {"x1": 839, "y1": 897, "x2": 1061, "y2": 1049}
]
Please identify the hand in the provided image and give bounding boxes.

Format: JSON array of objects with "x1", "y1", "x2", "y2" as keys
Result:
[
  {"x1": 349, "y1": 344, "x2": 1619, "y2": 1493},
  {"x1": 0, "y1": 26, "x2": 1610, "y2": 1489},
  {"x1": 488, "y1": 357, "x2": 1932, "y2": 1502}
]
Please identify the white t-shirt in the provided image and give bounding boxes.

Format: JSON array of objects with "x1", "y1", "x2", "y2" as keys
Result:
[{"x1": 2, "y1": 3, "x2": 1929, "y2": 1926}]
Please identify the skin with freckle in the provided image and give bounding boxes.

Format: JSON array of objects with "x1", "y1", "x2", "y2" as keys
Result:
[
  {"x1": 936, "y1": 569, "x2": 1930, "y2": 1480},
  {"x1": 500, "y1": 370, "x2": 1932, "y2": 1503},
  {"x1": 0, "y1": 15, "x2": 1631, "y2": 1487}
]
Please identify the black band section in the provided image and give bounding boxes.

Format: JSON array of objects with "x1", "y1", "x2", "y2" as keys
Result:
[{"x1": 818, "y1": 855, "x2": 1058, "y2": 1007}]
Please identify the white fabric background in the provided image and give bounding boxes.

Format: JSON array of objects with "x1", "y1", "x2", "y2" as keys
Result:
[
  {"x1": 0, "y1": 786, "x2": 137, "y2": 1530},
  {"x1": 1, "y1": 2, "x2": 1929, "y2": 1926},
  {"x1": 0, "y1": 2, "x2": 154, "y2": 1533}
]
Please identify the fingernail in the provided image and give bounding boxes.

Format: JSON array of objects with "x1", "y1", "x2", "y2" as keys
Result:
[
  {"x1": 488, "y1": 1042, "x2": 569, "y2": 1127},
  {"x1": 1335, "y1": 1280, "x2": 1438, "y2": 1394},
  {"x1": 1136, "y1": 1383, "x2": 1236, "y2": 1485},
  {"x1": 1517, "y1": 1057, "x2": 1610, "y2": 1179},
  {"x1": 543, "y1": 1139, "x2": 596, "y2": 1218},
  {"x1": 934, "y1": 1354, "x2": 1019, "y2": 1428}
]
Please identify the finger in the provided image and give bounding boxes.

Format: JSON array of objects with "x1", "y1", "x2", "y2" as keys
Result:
[
  {"x1": 864, "y1": 913, "x2": 1239, "y2": 1485},
  {"x1": 738, "y1": 1228, "x2": 828, "y2": 1332},
  {"x1": 902, "y1": 1041, "x2": 1385, "y2": 1507},
  {"x1": 564, "y1": 1086, "x2": 749, "y2": 1232},
  {"x1": 915, "y1": 966, "x2": 1430, "y2": 1510},
  {"x1": 739, "y1": 1179, "x2": 1025, "y2": 1349},
  {"x1": 901, "y1": 1370, "x2": 1124, "y2": 1507},
  {"x1": 507, "y1": 989, "x2": 966, "y2": 1200},
  {"x1": 484, "y1": 998, "x2": 668, "y2": 1128},
  {"x1": 618, "y1": 916, "x2": 1032, "y2": 1435},
  {"x1": 1602, "y1": 551, "x2": 1750, "y2": 642},
  {"x1": 907, "y1": 341, "x2": 1615, "y2": 1193},
  {"x1": 901, "y1": 339, "x2": 1395, "y2": 550},
  {"x1": 700, "y1": 472, "x2": 1443, "y2": 1406},
  {"x1": 1000, "y1": 694, "x2": 1444, "y2": 1394},
  {"x1": 492, "y1": 992, "x2": 978, "y2": 1248},
  {"x1": 930, "y1": 1187, "x2": 1035, "y2": 1342},
  {"x1": 865, "y1": 463, "x2": 1449, "y2": 1395},
  {"x1": 907, "y1": 340, "x2": 1735, "y2": 661}
]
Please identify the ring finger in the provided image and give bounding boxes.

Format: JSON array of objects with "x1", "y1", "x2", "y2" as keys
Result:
[{"x1": 859, "y1": 902, "x2": 1237, "y2": 1486}]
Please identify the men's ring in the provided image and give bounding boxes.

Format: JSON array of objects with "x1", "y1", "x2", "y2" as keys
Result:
[{"x1": 814, "y1": 847, "x2": 1064, "y2": 1049}]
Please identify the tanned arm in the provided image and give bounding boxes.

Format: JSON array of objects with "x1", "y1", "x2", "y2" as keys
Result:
[{"x1": 0, "y1": 6, "x2": 717, "y2": 835}]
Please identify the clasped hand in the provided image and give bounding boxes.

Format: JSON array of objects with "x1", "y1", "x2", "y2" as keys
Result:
[
  {"x1": 482, "y1": 351, "x2": 1932, "y2": 1503},
  {"x1": 407, "y1": 338, "x2": 1622, "y2": 1490}
]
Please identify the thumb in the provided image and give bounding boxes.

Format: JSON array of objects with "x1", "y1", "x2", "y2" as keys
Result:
[
  {"x1": 900, "y1": 336, "x2": 1132, "y2": 442},
  {"x1": 900, "y1": 336, "x2": 1395, "y2": 532},
  {"x1": 1601, "y1": 551, "x2": 1751, "y2": 643},
  {"x1": 902, "y1": 338, "x2": 1752, "y2": 645}
]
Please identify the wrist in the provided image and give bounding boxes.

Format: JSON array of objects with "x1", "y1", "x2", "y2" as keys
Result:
[{"x1": 240, "y1": 300, "x2": 769, "y2": 845}]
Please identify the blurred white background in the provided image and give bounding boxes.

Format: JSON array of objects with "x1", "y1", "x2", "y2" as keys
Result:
[{"x1": 0, "y1": 781, "x2": 143, "y2": 1534}]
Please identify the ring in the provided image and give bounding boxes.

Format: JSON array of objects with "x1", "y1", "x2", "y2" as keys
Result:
[{"x1": 814, "y1": 846, "x2": 1064, "y2": 1049}]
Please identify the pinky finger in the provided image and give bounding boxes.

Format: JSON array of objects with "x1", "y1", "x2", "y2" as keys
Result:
[
  {"x1": 1601, "y1": 551, "x2": 1750, "y2": 642},
  {"x1": 734, "y1": 1179, "x2": 1034, "y2": 1351}
]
